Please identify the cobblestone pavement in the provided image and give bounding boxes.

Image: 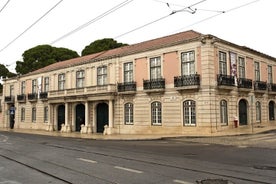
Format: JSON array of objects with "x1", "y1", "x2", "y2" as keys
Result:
[{"x1": 168, "y1": 130, "x2": 276, "y2": 149}]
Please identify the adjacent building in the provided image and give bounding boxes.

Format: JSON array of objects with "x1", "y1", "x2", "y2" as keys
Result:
[{"x1": 1, "y1": 30, "x2": 276, "y2": 135}]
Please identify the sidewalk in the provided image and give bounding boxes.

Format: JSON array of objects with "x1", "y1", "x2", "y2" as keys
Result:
[{"x1": 1, "y1": 124, "x2": 276, "y2": 140}]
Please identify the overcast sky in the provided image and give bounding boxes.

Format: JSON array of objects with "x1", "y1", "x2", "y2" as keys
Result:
[{"x1": 0, "y1": 0, "x2": 274, "y2": 72}]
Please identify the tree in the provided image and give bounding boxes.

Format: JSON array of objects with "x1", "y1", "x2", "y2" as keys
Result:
[
  {"x1": 15, "y1": 45, "x2": 79, "y2": 75},
  {"x1": 0, "y1": 64, "x2": 16, "y2": 93},
  {"x1": 81, "y1": 38, "x2": 128, "y2": 56}
]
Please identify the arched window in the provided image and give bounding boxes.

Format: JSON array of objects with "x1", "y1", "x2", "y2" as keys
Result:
[
  {"x1": 183, "y1": 100, "x2": 196, "y2": 125},
  {"x1": 256, "y1": 101, "x2": 261, "y2": 123},
  {"x1": 269, "y1": 101, "x2": 275, "y2": 121},
  {"x1": 151, "y1": 101, "x2": 162, "y2": 125},
  {"x1": 220, "y1": 100, "x2": 228, "y2": 125},
  {"x1": 124, "y1": 103, "x2": 133, "y2": 125}
]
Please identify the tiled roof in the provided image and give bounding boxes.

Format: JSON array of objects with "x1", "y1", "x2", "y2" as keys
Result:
[{"x1": 29, "y1": 30, "x2": 202, "y2": 75}]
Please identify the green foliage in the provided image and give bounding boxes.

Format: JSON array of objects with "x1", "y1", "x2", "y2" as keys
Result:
[
  {"x1": 0, "y1": 64, "x2": 16, "y2": 93},
  {"x1": 81, "y1": 38, "x2": 128, "y2": 56},
  {"x1": 15, "y1": 45, "x2": 79, "y2": 75}
]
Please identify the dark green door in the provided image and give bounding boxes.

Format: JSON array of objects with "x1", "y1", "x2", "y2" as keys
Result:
[
  {"x1": 75, "y1": 104, "x2": 85, "y2": 132},
  {"x1": 57, "y1": 105, "x2": 65, "y2": 131},
  {"x1": 97, "y1": 103, "x2": 108, "y2": 133},
  {"x1": 239, "y1": 99, "x2": 247, "y2": 125}
]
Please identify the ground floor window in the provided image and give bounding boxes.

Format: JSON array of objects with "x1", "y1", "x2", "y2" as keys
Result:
[
  {"x1": 32, "y1": 107, "x2": 36, "y2": 122},
  {"x1": 269, "y1": 101, "x2": 275, "y2": 121},
  {"x1": 183, "y1": 100, "x2": 196, "y2": 125},
  {"x1": 21, "y1": 107, "x2": 25, "y2": 122},
  {"x1": 44, "y1": 106, "x2": 49, "y2": 123},
  {"x1": 124, "y1": 103, "x2": 133, "y2": 125},
  {"x1": 151, "y1": 101, "x2": 162, "y2": 125},
  {"x1": 256, "y1": 101, "x2": 261, "y2": 122},
  {"x1": 220, "y1": 100, "x2": 228, "y2": 125}
]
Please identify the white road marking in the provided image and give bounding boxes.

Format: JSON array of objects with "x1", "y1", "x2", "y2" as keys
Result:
[
  {"x1": 173, "y1": 179, "x2": 193, "y2": 184},
  {"x1": 114, "y1": 166, "x2": 143, "y2": 174},
  {"x1": 77, "y1": 158, "x2": 97, "y2": 164}
]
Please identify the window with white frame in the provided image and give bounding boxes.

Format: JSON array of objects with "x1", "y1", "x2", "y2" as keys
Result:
[
  {"x1": 150, "y1": 57, "x2": 161, "y2": 79},
  {"x1": 181, "y1": 51, "x2": 195, "y2": 75},
  {"x1": 220, "y1": 100, "x2": 228, "y2": 125},
  {"x1": 76, "y1": 70, "x2": 85, "y2": 88},
  {"x1": 183, "y1": 100, "x2": 196, "y2": 125},
  {"x1": 151, "y1": 101, "x2": 162, "y2": 125},
  {"x1": 32, "y1": 79, "x2": 37, "y2": 93},
  {"x1": 97, "y1": 66, "x2": 107, "y2": 85},
  {"x1": 268, "y1": 65, "x2": 273, "y2": 83},
  {"x1": 44, "y1": 77, "x2": 49, "y2": 92},
  {"x1": 21, "y1": 107, "x2": 25, "y2": 122},
  {"x1": 238, "y1": 57, "x2": 245, "y2": 78},
  {"x1": 10, "y1": 85, "x2": 14, "y2": 96},
  {"x1": 254, "y1": 62, "x2": 260, "y2": 81},
  {"x1": 124, "y1": 62, "x2": 133, "y2": 82},
  {"x1": 21, "y1": 81, "x2": 26, "y2": 94},
  {"x1": 32, "y1": 107, "x2": 36, "y2": 122},
  {"x1": 256, "y1": 101, "x2": 261, "y2": 122},
  {"x1": 219, "y1": 51, "x2": 227, "y2": 75},
  {"x1": 124, "y1": 103, "x2": 133, "y2": 125},
  {"x1": 44, "y1": 106, "x2": 49, "y2": 123},
  {"x1": 58, "y1": 73, "x2": 65, "y2": 90}
]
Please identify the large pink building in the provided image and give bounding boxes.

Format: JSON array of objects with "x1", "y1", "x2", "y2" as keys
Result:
[{"x1": 1, "y1": 30, "x2": 276, "y2": 135}]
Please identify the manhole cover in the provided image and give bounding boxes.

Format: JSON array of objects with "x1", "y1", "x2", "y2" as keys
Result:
[{"x1": 196, "y1": 179, "x2": 234, "y2": 184}]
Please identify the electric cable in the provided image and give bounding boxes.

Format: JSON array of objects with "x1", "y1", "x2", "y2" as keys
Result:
[
  {"x1": 0, "y1": 0, "x2": 63, "y2": 53},
  {"x1": 0, "y1": 0, "x2": 11, "y2": 14}
]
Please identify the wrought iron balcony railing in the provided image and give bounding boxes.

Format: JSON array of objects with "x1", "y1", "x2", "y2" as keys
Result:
[
  {"x1": 17, "y1": 94, "x2": 26, "y2": 102},
  {"x1": 4, "y1": 96, "x2": 14, "y2": 103},
  {"x1": 117, "y1": 82, "x2": 136, "y2": 92},
  {"x1": 28, "y1": 93, "x2": 38, "y2": 101},
  {"x1": 254, "y1": 81, "x2": 267, "y2": 91},
  {"x1": 174, "y1": 74, "x2": 200, "y2": 87},
  {"x1": 268, "y1": 83, "x2": 276, "y2": 92},
  {"x1": 143, "y1": 78, "x2": 165, "y2": 90},
  {"x1": 237, "y1": 78, "x2": 252, "y2": 89},
  {"x1": 217, "y1": 74, "x2": 235, "y2": 86},
  {"x1": 39, "y1": 92, "x2": 48, "y2": 100}
]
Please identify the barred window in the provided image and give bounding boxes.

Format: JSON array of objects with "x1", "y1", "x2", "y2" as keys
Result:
[
  {"x1": 220, "y1": 100, "x2": 228, "y2": 125},
  {"x1": 183, "y1": 100, "x2": 196, "y2": 125},
  {"x1": 124, "y1": 103, "x2": 133, "y2": 125},
  {"x1": 151, "y1": 101, "x2": 162, "y2": 125}
]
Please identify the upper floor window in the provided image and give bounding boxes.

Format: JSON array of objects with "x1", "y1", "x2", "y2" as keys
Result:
[
  {"x1": 220, "y1": 100, "x2": 228, "y2": 125},
  {"x1": 151, "y1": 101, "x2": 162, "y2": 125},
  {"x1": 238, "y1": 57, "x2": 245, "y2": 78},
  {"x1": 10, "y1": 85, "x2": 14, "y2": 96},
  {"x1": 32, "y1": 79, "x2": 37, "y2": 93},
  {"x1": 21, "y1": 81, "x2": 26, "y2": 94},
  {"x1": 97, "y1": 66, "x2": 107, "y2": 85},
  {"x1": 150, "y1": 57, "x2": 161, "y2": 79},
  {"x1": 44, "y1": 77, "x2": 49, "y2": 92},
  {"x1": 268, "y1": 65, "x2": 273, "y2": 83},
  {"x1": 183, "y1": 100, "x2": 196, "y2": 126},
  {"x1": 124, "y1": 103, "x2": 134, "y2": 125},
  {"x1": 219, "y1": 51, "x2": 227, "y2": 75},
  {"x1": 124, "y1": 62, "x2": 133, "y2": 82},
  {"x1": 76, "y1": 70, "x2": 85, "y2": 88},
  {"x1": 181, "y1": 51, "x2": 195, "y2": 75},
  {"x1": 254, "y1": 62, "x2": 260, "y2": 81},
  {"x1": 58, "y1": 73, "x2": 65, "y2": 90}
]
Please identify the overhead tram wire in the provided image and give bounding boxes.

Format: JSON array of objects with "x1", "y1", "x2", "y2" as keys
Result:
[
  {"x1": 50, "y1": 0, "x2": 134, "y2": 45},
  {"x1": 114, "y1": 0, "x2": 207, "y2": 39},
  {"x1": 0, "y1": 0, "x2": 63, "y2": 53},
  {"x1": 174, "y1": 0, "x2": 260, "y2": 33},
  {"x1": 0, "y1": 0, "x2": 11, "y2": 14}
]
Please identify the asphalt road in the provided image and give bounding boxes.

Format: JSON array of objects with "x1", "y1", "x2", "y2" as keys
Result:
[{"x1": 0, "y1": 131, "x2": 275, "y2": 184}]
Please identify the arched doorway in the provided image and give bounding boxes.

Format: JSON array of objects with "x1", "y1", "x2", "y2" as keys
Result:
[
  {"x1": 57, "y1": 105, "x2": 65, "y2": 131},
  {"x1": 96, "y1": 103, "x2": 108, "y2": 133},
  {"x1": 239, "y1": 99, "x2": 248, "y2": 125},
  {"x1": 75, "y1": 104, "x2": 85, "y2": 132},
  {"x1": 269, "y1": 101, "x2": 275, "y2": 121}
]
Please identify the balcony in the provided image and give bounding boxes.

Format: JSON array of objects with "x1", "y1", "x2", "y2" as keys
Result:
[
  {"x1": 143, "y1": 78, "x2": 165, "y2": 93},
  {"x1": 4, "y1": 96, "x2": 14, "y2": 103},
  {"x1": 268, "y1": 83, "x2": 276, "y2": 93},
  {"x1": 39, "y1": 92, "x2": 48, "y2": 100},
  {"x1": 17, "y1": 94, "x2": 26, "y2": 103},
  {"x1": 237, "y1": 78, "x2": 252, "y2": 92},
  {"x1": 117, "y1": 82, "x2": 136, "y2": 94},
  {"x1": 48, "y1": 84, "x2": 117, "y2": 99},
  {"x1": 174, "y1": 74, "x2": 200, "y2": 90},
  {"x1": 28, "y1": 93, "x2": 38, "y2": 101},
  {"x1": 217, "y1": 74, "x2": 235, "y2": 90},
  {"x1": 254, "y1": 81, "x2": 267, "y2": 92}
]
